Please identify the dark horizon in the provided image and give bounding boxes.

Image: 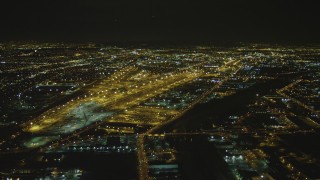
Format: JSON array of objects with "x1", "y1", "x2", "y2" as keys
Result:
[{"x1": 1, "y1": 0, "x2": 320, "y2": 44}]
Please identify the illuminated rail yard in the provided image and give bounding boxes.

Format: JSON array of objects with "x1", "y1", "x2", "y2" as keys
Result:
[{"x1": 0, "y1": 43, "x2": 320, "y2": 179}]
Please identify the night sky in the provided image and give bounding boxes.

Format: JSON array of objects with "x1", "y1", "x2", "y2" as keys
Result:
[{"x1": 1, "y1": 0, "x2": 319, "y2": 43}]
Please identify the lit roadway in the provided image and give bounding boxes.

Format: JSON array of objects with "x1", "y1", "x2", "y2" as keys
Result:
[
  {"x1": 40, "y1": 67, "x2": 202, "y2": 151},
  {"x1": 277, "y1": 79, "x2": 320, "y2": 128},
  {"x1": 2, "y1": 65, "x2": 202, "y2": 152},
  {"x1": 137, "y1": 59, "x2": 244, "y2": 180},
  {"x1": 3, "y1": 58, "x2": 244, "y2": 180}
]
